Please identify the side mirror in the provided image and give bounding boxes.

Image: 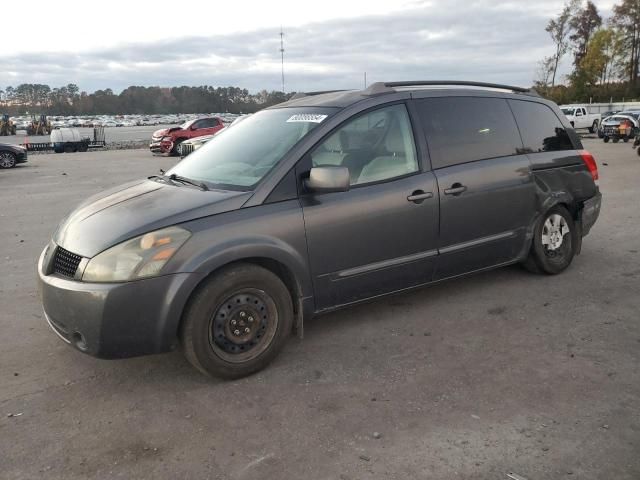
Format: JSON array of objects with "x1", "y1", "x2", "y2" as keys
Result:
[{"x1": 305, "y1": 166, "x2": 350, "y2": 193}]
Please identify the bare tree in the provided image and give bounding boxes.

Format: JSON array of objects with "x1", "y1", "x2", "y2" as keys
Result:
[
  {"x1": 611, "y1": 0, "x2": 640, "y2": 85},
  {"x1": 570, "y1": 1, "x2": 603, "y2": 67},
  {"x1": 546, "y1": 0, "x2": 581, "y2": 86},
  {"x1": 534, "y1": 56, "x2": 556, "y2": 88}
]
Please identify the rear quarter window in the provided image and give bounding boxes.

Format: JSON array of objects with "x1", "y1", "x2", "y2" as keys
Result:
[
  {"x1": 509, "y1": 100, "x2": 574, "y2": 153},
  {"x1": 416, "y1": 97, "x2": 523, "y2": 169}
]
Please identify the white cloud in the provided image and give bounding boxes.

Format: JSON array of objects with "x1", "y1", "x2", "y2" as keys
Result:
[{"x1": 0, "y1": 0, "x2": 620, "y2": 92}]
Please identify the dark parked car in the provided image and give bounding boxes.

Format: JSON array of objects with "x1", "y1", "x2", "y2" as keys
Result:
[
  {"x1": 38, "y1": 81, "x2": 602, "y2": 378},
  {"x1": 0, "y1": 143, "x2": 28, "y2": 168}
]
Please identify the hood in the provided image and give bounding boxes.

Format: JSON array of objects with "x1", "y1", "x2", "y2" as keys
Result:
[
  {"x1": 186, "y1": 134, "x2": 215, "y2": 146},
  {"x1": 0, "y1": 143, "x2": 24, "y2": 151},
  {"x1": 602, "y1": 116, "x2": 636, "y2": 126},
  {"x1": 153, "y1": 126, "x2": 182, "y2": 137},
  {"x1": 54, "y1": 179, "x2": 252, "y2": 258}
]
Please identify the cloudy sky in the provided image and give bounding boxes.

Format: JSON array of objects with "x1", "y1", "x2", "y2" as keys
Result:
[{"x1": 1, "y1": 0, "x2": 618, "y2": 93}]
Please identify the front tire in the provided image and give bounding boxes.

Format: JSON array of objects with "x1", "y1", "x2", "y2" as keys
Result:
[
  {"x1": 0, "y1": 151, "x2": 16, "y2": 168},
  {"x1": 603, "y1": 136, "x2": 610, "y2": 143},
  {"x1": 524, "y1": 206, "x2": 576, "y2": 275},
  {"x1": 171, "y1": 140, "x2": 183, "y2": 157},
  {"x1": 180, "y1": 264, "x2": 294, "y2": 379}
]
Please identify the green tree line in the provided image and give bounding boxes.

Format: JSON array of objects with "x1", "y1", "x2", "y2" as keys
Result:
[
  {"x1": 538, "y1": 0, "x2": 640, "y2": 104},
  {"x1": 0, "y1": 84, "x2": 293, "y2": 115}
]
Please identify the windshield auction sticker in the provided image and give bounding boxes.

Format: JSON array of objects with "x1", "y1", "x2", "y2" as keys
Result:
[{"x1": 286, "y1": 114, "x2": 328, "y2": 123}]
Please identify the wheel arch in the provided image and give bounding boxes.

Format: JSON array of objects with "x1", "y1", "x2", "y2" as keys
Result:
[
  {"x1": 526, "y1": 199, "x2": 582, "y2": 259},
  {"x1": 174, "y1": 252, "x2": 311, "y2": 345}
]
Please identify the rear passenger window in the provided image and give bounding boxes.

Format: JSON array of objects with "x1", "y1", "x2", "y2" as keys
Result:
[
  {"x1": 416, "y1": 97, "x2": 523, "y2": 169},
  {"x1": 509, "y1": 100, "x2": 574, "y2": 153},
  {"x1": 311, "y1": 104, "x2": 418, "y2": 185}
]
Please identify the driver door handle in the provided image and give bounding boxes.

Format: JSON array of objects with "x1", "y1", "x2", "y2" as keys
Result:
[{"x1": 407, "y1": 190, "x2": 433, "y2": 203}]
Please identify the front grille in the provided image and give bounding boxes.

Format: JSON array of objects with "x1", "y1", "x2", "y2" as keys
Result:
[
  {"x1": 180, "y1": 143, "x2": 195, "y2": 157},
  {"x1": 53, "y1": 247, "x2": 82, "y2": 278}
]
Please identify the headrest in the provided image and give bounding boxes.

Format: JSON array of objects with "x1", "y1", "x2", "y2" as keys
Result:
[{"x1": 385, "y1": 118, "x2": 406, "y2": 154}]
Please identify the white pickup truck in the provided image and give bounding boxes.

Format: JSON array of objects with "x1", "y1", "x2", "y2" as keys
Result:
[{"x1": 559, "y1": 105, "x2": 601, "y2": 133}]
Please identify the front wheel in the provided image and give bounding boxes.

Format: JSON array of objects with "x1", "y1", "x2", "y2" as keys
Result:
[
  {"x1": 523, "y1": 206, "x2": 576, "y2": 275},
  {"x1": 603, "y1": 136, "x2": 610, "y2": 143},
  {"x1": 0, "y1": 151, "x2": 16, "y2": 168},
  {"x1": 180, "y1": 264, "x2": 294, "y2": 379},
  {"x1": 624, "y1": 135, "x2": 630, "y2": 143},
  {"x1": 170, "y1": 140, "x2": 183, "y2": 157},
  {"x1": 613, "y1": 136, "x2": 620, "y2": 143}
]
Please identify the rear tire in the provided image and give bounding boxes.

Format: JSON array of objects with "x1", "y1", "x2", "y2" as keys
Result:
[
  {"x1": 180, "y1": 263, "x2": 294, "y2": 379},
  {"x1": 588, "y1": 120, "x2": 598, "y2": 134},
  {"x1": 613, "y1": 137, "x2": 620, "y2": 143},
  {"x1": 523, "y1": 206, "x2": 576, "y2": 275},
  {"x1": 624, "y1": 136, "x2": 630, "y2": 143},
  {"x1": 603, "y1": 136, "x2": 610, "y2": 143}
]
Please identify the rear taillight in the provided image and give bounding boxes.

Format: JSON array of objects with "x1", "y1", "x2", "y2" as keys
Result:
[{"x1": 578, "y1": 150, "x2": 599, "y2": 181}]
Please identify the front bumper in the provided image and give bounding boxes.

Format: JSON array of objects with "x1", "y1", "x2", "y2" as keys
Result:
[
  {"x1": 38, "y1": 245, "x2": 204, "y2": 359},
  {"x1": 581, "y1": 192, "x2": 602, "y2": 236},
  {"x1": 149, "y1": 138, "x2": 173, "y2": 154},
  {"x1": 15, "y1": 150, "x2": 27, "y2": 163}
]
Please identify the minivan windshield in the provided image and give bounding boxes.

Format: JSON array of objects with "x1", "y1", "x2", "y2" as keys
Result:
[{"x1": 167, "y1": 107, "x2": 337, "y2": 189}]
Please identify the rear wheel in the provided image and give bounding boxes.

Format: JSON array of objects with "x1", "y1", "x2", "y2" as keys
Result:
[
  {"x1": 613, "y1": 136, "x2": 620, "y2": 143},
  {"x1": 588, "y1": 120, "x2": 598, "y2": 134},
  {"x1": 180, "y1": 264, "x2": 294, "y2": 379},
  {"x1": 0, "y1": 151, "x2": 16, "y2": 168},
  {"x1": 523, "y1": 206, "x2": 576, "y2": 275},
  {"x1": 624, "y1": 135, "x2": 630, "y2": 143},
  {"x1": 603, "y1": 136, "x2": 610, "y2": 143}
]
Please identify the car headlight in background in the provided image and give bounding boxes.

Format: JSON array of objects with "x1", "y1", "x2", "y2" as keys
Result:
[{"x1": 82, "y1": 226, "x2": 191, "y2": 282}]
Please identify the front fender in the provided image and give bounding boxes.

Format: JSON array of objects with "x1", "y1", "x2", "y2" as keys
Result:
[{"x1": 171, "y1": 201, "x2": 313, "y2": 301}]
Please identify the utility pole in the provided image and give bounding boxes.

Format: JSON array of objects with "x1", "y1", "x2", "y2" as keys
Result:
[{"x1": 280, "y1": 28, "x2": 285, "y2": 93}]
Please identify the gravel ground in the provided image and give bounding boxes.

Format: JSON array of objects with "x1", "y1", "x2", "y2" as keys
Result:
[{"x1": 0, "y1": 140, "x2": 639, "y2": 480}]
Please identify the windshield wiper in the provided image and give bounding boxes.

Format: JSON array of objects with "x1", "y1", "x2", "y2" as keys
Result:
[
  {"x1": 168, "y1": 173, "x2": 209, "y2": 191},
  {"x1": 148, "y1": 174, "x2": 175, "y2": 185}
]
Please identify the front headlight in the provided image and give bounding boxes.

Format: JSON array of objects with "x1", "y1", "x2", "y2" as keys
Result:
[{"x1": 82, "y1": 226, "x2": 191, "y2": 282}]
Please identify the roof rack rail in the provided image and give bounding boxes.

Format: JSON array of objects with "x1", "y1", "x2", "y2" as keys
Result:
[
  {"x1": 363, "y1": 81, "x2": 539, "y2": 96},
  {"x1": 290, "y1": 89, "x2": 349, "y2": 100}
]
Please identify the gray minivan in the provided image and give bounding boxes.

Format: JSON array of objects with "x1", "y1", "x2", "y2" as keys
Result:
[{"x1": 38, "y1": 81, "x2": 602, "y2": 378}]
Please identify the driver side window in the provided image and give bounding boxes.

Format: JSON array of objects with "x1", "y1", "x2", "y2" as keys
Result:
[{"x1": 311, "y1": 104, "x2": 418, "y2": 185}]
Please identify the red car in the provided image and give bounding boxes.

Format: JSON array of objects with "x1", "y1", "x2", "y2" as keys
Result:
[{"x1": 150, "y1": 117, "x2": 224, "y2": 155}]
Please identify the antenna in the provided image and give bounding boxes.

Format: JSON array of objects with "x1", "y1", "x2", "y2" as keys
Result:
[{"x1": 279, "y1": 27, "x2": 285, "y2": 93}]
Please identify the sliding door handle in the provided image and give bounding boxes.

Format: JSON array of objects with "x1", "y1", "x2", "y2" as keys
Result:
[{"x1": 444, "y1": 183, "x2": 467, "y2": 196}]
